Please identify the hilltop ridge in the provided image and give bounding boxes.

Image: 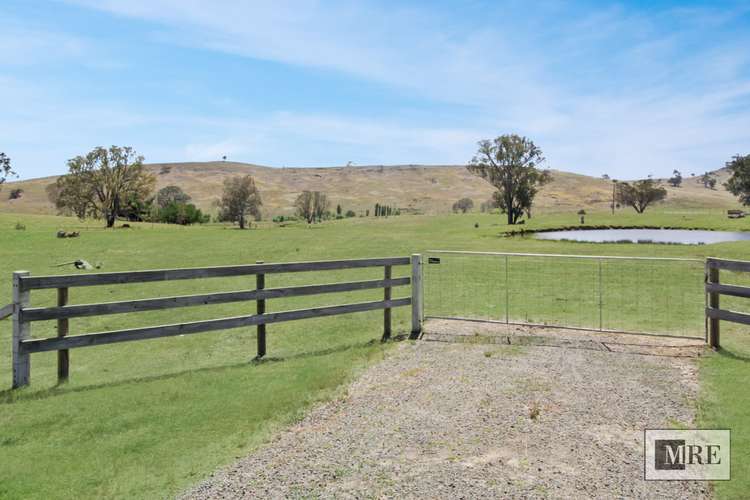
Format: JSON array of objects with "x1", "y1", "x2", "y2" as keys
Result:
[{"x1": 0, "y1": 161, "x2": 739, "y2": 216}]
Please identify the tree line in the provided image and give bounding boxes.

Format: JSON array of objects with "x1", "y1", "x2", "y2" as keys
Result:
[
  {"x1": 41, "y1": 146, "x2": 262, "y2": 228},
  {"x1": 465, "y1": 134, "x2": 750, "y2": 220},
  {"x1": 3, "y1": 144, "x2": 750, "y2": 225}
]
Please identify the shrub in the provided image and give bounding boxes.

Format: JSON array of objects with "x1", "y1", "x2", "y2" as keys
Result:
[
  {"x1": 345, "y1": 210, "x2": 356, "y2": 218},
  {"x1": 14, "y1": 222, "x2": 25, "y2": 230},
  {"x1": 157, "y1": 202, "x2": 206, "y2": 225},
  {"x1": 9, "y1": 188, "x2": 23, "y2": 200}
]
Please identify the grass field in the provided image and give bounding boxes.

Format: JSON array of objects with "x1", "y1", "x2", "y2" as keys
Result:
[{"x1": 0, "y1": 209, "x2": 749, "y2": 498}]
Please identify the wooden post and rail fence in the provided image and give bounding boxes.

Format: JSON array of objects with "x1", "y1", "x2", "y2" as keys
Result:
[
  {"x1": 705, "y1": 257, "x2": 750, "y2": 350},
  {"x1": 3, "y1": 253, "x2": 749, "y2": 388},
  {"x1": 1, "y1": 254, "x2": 424, "y2": 388}
]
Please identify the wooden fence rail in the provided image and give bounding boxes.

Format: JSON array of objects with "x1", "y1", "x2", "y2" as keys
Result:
[
  {"x1": 9, "y1": 255, "x2": 422, "y2": 388},
  {"x1": 705, "y1": 257, "x2": 750, "y2": 349}
]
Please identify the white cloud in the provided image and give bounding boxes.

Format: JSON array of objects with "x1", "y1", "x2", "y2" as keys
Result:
[{"x1": 10, "y1": 0, "x2": 750, "y2": 178}]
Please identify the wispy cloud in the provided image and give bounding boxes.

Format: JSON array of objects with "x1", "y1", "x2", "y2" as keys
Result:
[{"x1": 6, "y1": 0, "x2": 750, "y2": 178}]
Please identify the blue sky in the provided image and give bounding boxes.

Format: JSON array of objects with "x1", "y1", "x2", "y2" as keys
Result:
[{"x1": 2, "y1": 0, "x2": 749, "y2": 180}]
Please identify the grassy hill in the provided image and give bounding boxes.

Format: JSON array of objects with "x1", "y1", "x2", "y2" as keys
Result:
[{"x1": 0, "y1": 162, "x2": 740, "y2": 217}]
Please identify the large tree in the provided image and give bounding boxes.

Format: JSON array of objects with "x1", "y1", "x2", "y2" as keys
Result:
[
  {"x1": 0, "y1": 152, "x2": 16, "y2": 192},
  {"x1": 467, "y1": 134, "x2": 551, "y2": 224},
  {"x1": 724, "y1": 154, "x2": 750, "y2": 205},
  {"x1": 217, "y1": 175, "x2": 262, "y2": 229},
  {"x1": 616, "y1": 179, "x2": 667, "y2": 213},
  {"x1": 294, "y1": 190, "x2": 330, "y2": 223},
  {"x1": 54, "y1": 146, "x2": 155, "y2": 227}
]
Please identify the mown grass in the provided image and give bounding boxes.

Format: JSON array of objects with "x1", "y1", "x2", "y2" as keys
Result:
[{"x1": 0, "y1": 208, "x2": 748, "y2": 498}]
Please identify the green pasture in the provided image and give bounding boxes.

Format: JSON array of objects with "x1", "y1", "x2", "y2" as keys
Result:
[{"x1": 0, "y1": 208, "x2": 748, "y2": 498}]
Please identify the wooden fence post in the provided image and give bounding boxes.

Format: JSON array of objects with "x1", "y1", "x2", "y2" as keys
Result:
[
  {"x1": 411, "y1": 254, "x2": 423, "y2": 336},
  {"x1": 12, "y1": 271, "x2": 30, "y2": 388},
  {"x1": 383, "y1": 265, "x2": 392, "y2": 340},
  {"x1": 57, "y1": 287, "x2": 69, "y2": 382},
  {"x1": 256, "y1": 261, "x2": 266, "y2": 358},
  {"x1": 708, "y1": 262, "x2": 720, "y2": 349}
]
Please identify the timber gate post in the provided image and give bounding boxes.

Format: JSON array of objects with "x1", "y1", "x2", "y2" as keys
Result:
[
  {"x1": 411, "y1": 254, "x2": 423, "y2": 337},
  {"x1": 12, "y1": 271, "x2": 30, "y2": 388}
]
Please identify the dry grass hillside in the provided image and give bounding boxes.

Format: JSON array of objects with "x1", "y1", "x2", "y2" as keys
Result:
[{"x1": 0, "y1": 162, "x2": 740, "y2": 217}]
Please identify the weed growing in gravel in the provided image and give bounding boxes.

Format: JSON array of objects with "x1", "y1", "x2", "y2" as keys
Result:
[
  {"x1": 401, "y1": 367, "x2": 425, "y2": 378},
  {"x1": 529, "y1": 401, "x2": 542, "y2": 420}
]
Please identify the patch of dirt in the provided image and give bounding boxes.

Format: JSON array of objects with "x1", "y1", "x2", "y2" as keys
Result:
[{"x1": 182, "y1": 320, "x2": 710, "y2": 499}]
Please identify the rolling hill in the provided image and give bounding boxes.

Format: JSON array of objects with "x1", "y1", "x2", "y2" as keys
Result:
[{"x1": 0, "y1": 162, "x2": 740, "y2": 217}]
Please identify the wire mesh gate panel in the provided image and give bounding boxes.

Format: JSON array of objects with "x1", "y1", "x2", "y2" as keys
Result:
[{"x1": 424, "y1": 251, "x2": 705, "y2": 339}]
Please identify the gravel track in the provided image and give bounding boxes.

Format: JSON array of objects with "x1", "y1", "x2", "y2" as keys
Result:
[{"x1": 183, "y1": 321, "x2": 710, "y2": 499}]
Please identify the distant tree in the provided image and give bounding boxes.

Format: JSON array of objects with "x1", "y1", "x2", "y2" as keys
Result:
[
  {"x1": 313, "y1": 192, "x2": 330, "y2": 221},
  {"x1": 295, "y1": 190, "x2": 329, "y2": 223},
  {"x1": 616, "y1": 179, "x2": 667, "y2": 213},
  {"x1": 0, "y1": 152, "x2": 16, "y2": 192},
  {"x1": 296, "y1": 191, "x2": 314, "y2": 223},
  {"x1": 8, "y1": 188, "x2": 23, "y2": 199},
  {"x1": 602, "y1": 174, "x2": 610, "y2": 180},
  {"x1": 156, "y1": 185, "x2": 191, "y2": 209},
  {"x1": 217, "y1": 175, "x2": 262, "y2": 229},
  {"x1": 365, "y1": 209, "x2": 370, "y2": 216},
  {"x1": 479, "y1": 197, "x2": 498, "y2": 213},
  {"x1": 724, "y1": 154, "x2": 750, "y2": 205},
  {"x1": 336, "y1": 204, "x2": 342, "y2": 216},
  {"x1": 467, "y1": 134, "x2": 551, "y2": 225},
  {"x1": 54, "y1": 146, "x2": 155, "y2": 227},
  {"x1": 668, "y1": 169, "x2": 682, "y2": 187},
  {"x1": 345, "y1": 209, "x2": 356, "y2": 218},
  {"x1": 222, "y1": 155, "x2": 227, "y2": 161},
  {"x1": 699, "y1": 172, "x2": 717, "y2": 189},
  {"x1": 452, "y1": 197, "x2": 474, "y2": 213}
]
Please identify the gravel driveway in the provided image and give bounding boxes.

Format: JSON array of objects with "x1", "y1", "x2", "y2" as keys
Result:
[{"x1": 183, "y1": 320, "x2": 710, "y2": 499}]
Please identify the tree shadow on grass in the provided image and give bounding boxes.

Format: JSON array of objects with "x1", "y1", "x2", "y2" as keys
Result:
[{"x1": 0, "y1": 335, "x2": 409, "y2": 405}]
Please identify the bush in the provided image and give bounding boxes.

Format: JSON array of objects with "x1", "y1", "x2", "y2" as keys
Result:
[
  {"x1": 273, "y1": 215, "x2": 299, "y2": 223},
  {"x1": 14, "y1": 222, "x2": 26, "y2": 230},
  {"x1": 157, "y1": 202, "x2": 207, "y2": 225},
  {"x1": 345, "y1": 210, "x2": 356, "y2": 218},
  {"x1": 9, "y1": 188, "x2": 23, "y2": 200}
]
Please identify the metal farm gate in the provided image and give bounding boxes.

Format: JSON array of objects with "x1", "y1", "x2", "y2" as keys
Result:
[{"x1": 423, "y1": 250, "x2": 706, "y2": 339}]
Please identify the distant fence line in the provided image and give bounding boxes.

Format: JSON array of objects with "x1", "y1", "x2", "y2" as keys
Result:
[{"x1": 6, "y1": 256, "x2": 424, "y2": 388}]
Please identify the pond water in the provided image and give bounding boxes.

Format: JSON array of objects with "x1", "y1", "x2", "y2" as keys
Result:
[{"x1": 534, "y1": 228, "x2": 750, "y2": 245}]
